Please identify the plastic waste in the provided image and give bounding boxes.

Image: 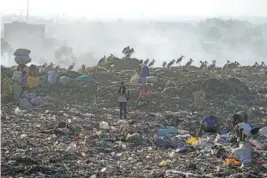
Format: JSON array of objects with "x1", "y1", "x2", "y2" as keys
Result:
[
  {"x1": 156, "y1": 127, "x2": 178, "y2": 137},
  {"x1": 158, "y1": 160, "x2": 168, "y2": 167},
  {"x1": 251, "y1": 139, "x2": 262, "y2": 149},
  {"x1": 47, "y1": 71, "x2": 57, "y2": 84},
  {"x1": 66, "y1": 142, "x2": 77, "y2": 151},
  {"x1": 14, "y1": 107, "x2": 22, "y2": 115},
  {"x1": 231, "y1": 143, "x2": 252, "y2": 167},
  {"x1": 100, "y1": 121, "x2": 110, "y2": 130},
  {"x1": 192, "y1": 90, "x2": 205, "y2": 104},
  {"x1": 146, "y1": 76, "x2": 157, "y2": 83},
  {"x1": 59, "y1": 76, "x2": 72, "y2": 86},
  {"x1": 225, "y1": 158, "x2": 240, "y2": 166},
  {"x1": 187, "y1": 136, "x2": 198, "y2": 145},
  {"x1": 154, "y1": 136, "x2": 175, "y2": 148},
  {"x1": 75, "y1": 74, "x2": 96, "y2": 83},
  {"x1": 130, "y1": 72, "x2": 140, "y2": 85},
  {"x1": 259, "y1": 127, "x2": 267, "y2": 136}
]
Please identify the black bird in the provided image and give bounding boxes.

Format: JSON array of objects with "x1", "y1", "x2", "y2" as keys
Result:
[
  {"x1": 68, "y1": 63, "x2": 75, "y2": 71},
  {"x1": 122, "y1": 46, "x2": 130, "y2": 54},
  {"x1": 144, "y1": 58, "x2": 149, "y2": 65},
  {"x1": 42, "y1": 62, "x2": 47, "y2": 68},
  {"x1": 176, "y1": 55, "x2": 184, "y2": 65},
  {"x1": 251, "y1": 62, "x2": 259, "y2": 70},
  {"x1": 162, "y1": 61, "x2": 167, "y2": 68},
  {"x1": 167, "y1": 59, "x2": 175, "y2": 68},
  {"x1": 222, "y1": 60, "x2": 231, "y2": 73},
  {"x1": 208, "y1": 60, "x2": 216, "y2": 71},
  {"x1": 148, "y1": 59, "x2": 155, "y2": 67},
  {"x1": 185, "y1": 58, "x2": 194, "y2": 68},
  {"x1": 97, "y1": 55, "x2": 106, "y2": 66},
  {"x1": 48, "y1": 62, "x2": 54, "y2": 68}
]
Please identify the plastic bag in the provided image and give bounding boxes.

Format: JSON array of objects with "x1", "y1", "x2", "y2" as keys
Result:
[
  {"x1": 192, "y1": 90, "x2": 205, "y2": 104},
  {"x1": 14, "y1": 48, "x2": 31, "y2": 56},
  {"x1": 130, "y1": 73, "x2": 140, "y2": 84},
  {"x1": 146, "y1": 76, "x2": 157, "y2": 83},
  {"x1": 59, "y1": 76, "x2": 72, "y2": 86},
  {"x1": 14, "y1": 55, "x2": 31, "y2": 65},
  {"x1": 19, "y1": 98, "x2": 32, "y2": 110},
  {"x1": 187, "y1": 136, "x2": 198, "y2": 145}
]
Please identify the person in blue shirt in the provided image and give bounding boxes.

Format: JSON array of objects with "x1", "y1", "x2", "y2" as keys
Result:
[{"x1": 198, "y1": 114, "x2": 220, "y2": 137}]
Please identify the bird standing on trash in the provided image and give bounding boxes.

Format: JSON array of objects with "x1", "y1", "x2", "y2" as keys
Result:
[
  {"x1": 148, "y1": 59, "x2": 155, "y2": 67},
  {"x1": 162, "y1": 61, "x2": 167, "y2": 68},
  {"x1": 208, "y1": 60, "x2": 216, "y2": 71},
  {"x1": 185, "y1": 58, "x2": 194, "y2": 68},
  {"x1": 167, "y1": 59, "x2": 175, "y2": 68},
  {"x1": 68, "y1": 63, "x2": 75, "y2": 71},
  {"x1": 144, "y1": 59, "x2": 149, "y2": 65},
  {"x1": 176, "y1": 55, "x2": 184, "y2": 66},
  {"x1": 222, "y1": 60, "x2": 230, "y2": 74}
]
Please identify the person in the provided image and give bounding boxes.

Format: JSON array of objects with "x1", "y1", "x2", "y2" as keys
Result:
[
  {"x1": 231, "y1": 111, "x2": 248, "y2": 127},
  {"x1": 139, "y1": 64, "x2": 149, "y2": 84},
  {"x1": 198, "y1": 114, "x2": 220, "y2": 137},
  {"x1": 12, "y1": 66, "x2": 22, "y2": 83},
  {"x1": 2, "y1": 74, "x2": 12, "y2": 102},
  {"x1": 20, "y1": 71, "x2": 27, "y2": 97},
  {"x1": 118, "y1": 82, "x2": 129, "y2": 119},
  {"x1": 27, "y1": 65, "x2": 39, "y2": 88},
  {"x1": 234, "y1": 122, "x2": 251, "y2": 142},
  {"x1": 138, "y1": 85, "x2": 151, "y2": 103}
]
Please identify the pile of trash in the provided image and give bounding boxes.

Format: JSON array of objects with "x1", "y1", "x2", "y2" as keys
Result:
[{"x1": 2, "y1": 63, "x2": 267, "y2": 177}]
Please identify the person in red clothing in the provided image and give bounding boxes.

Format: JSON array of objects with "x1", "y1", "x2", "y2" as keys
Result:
[{"x1": 137, "y1": 84, "x2": 151, "y2": 105}]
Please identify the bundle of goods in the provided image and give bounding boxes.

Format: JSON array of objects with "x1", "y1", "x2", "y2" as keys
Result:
[{"x1": 14, "y1": 48, "x2": 31, "y2": 65}]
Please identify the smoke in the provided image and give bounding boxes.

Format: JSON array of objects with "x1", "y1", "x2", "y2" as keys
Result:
[{"x1": 2, "y1": 19, "x2": 267, "y2": 68}]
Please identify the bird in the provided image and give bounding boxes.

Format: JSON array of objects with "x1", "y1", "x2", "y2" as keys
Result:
[
  {"x1": 148, "y1": 59, "x2": 155, "y2": 67},
  {"x1": 222, "y1": 60, "x2": 231, "y2": 73},
  {"x1": 81, "y1": 64, "x2": 86, "y2": 74},
  {"x1": 200, "y1": 61, "x2": 208, "y2": 74},
  {"x1": 176, "y1": 55, "x2": 184, "y2": 65},
  {"x1": 55, "y1": 66, "x2": 60, "y2": 71},
  {"x1": 122, "y1": 46, "x2": 130, "y2": 54},
  {"x1": 260, "y1": 61, "x2": 266, "y2": 68},
  {"x1": 251, "y1": 62, "x2": 259, "y2": 70},
  {"x1": 144, "y1": 58, "x2": 149, "y2": 65},
  {"x1": 208, "y1": 60, "x2": 216, "y2": 71},
  {"x1": 185, "y1": 58, "x2": 194, "y2": 68},
  {"x1": 68, "y1": 63, "x2": 75, "y2": 71},
  {"x1": 48, "y1": 62, "x2": 54, "y2": 68},
  {"x1": 162, "y1": 61, "x2": 167, "y2": 68},
  {"x1": 199, "y1": 61, "x2": 204, "y2": 68},
  {"x1": 228, "y1": 61, "x2": 240, "y2": 69},
  {"x1": 42, "y1": 62, "x2": 47, "y2": 68},
  {"x1": 97, "y1": 55, "x2": 106, "y2": 66},
  {"x1": 167, "y1": 59, "x2": 175, "y2": 68}
]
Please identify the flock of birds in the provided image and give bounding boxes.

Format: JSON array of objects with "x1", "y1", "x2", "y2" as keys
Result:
[{"x1": 40, "y1": 53, "x2": 267, "y2": 76}]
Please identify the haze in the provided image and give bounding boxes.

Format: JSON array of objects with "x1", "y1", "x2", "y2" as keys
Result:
[{"x1": 1, "y1": 0, "x2": 267, "y2": 67}]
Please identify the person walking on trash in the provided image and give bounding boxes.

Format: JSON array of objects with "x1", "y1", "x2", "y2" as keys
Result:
[
  {"x1": 118, "y1": 82, "x2": 129, "y2": 119},
  {"x1": 198, "y1": 112, "x2": 221, "y2": 137}
]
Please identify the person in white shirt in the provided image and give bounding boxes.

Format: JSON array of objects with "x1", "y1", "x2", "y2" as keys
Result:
[{"x1": 235, "y1": 122, "x2": 251, "y2": 141}]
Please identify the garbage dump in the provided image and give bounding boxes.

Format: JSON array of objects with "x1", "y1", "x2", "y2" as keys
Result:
[{"x1": 1, "y1": 56, "x2": 267, "y2": 178}]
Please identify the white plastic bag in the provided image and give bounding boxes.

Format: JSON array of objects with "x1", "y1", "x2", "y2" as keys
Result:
[
  {"x1": 100, "y1": 121, "x2": 110, "y2": 130},
  {"x1": 146, "y1": 76, "x2": 157, "y2": 83},
  {"x1": 59, "y1": 76, "x2": 72, "y2": 86},
  {"x1": 130, "y1": 73, "x2": 140, "y2": 84}
]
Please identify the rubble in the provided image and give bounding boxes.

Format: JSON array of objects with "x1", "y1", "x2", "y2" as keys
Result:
[{"x1": 1, "y1": 61, "x2": 267, "y2": 177}]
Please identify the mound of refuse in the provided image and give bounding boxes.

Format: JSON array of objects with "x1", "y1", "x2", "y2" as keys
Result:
[{"x1": 177, "y1": 77, "x2": 250, "y2": 99}]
